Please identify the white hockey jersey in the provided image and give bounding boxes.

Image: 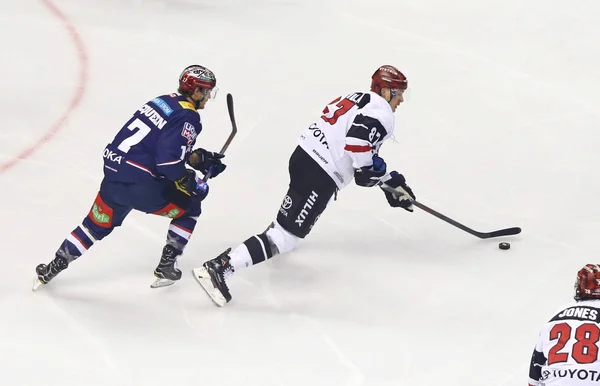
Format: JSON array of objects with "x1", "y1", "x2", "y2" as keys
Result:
[
  {"x1": 529, "y1": 300, "x2": 600, "y2": 386},
  {"x1": 298, "y1": 91, "x2": 395, "y2": 189}
]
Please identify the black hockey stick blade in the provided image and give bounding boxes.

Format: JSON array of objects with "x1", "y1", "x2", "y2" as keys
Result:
[
  {"x1": 412, "y1": 200, "x2": 521, "y2": 239},
  {"x1": 204, "y1": 93, "x2": 238, "y2": 180}
]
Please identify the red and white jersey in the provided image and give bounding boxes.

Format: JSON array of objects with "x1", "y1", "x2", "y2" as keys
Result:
[
  {"x1": 529, "y1": 300, "x2": 600, "y2": 386},
  {"x1": 298, "y1": 91, "x2": 395, "y2": 189}
]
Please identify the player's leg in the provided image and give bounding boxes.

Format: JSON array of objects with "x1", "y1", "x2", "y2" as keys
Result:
[
  {"x1": 151, "y1": 200, "x2": 202, "y2": 286},
  {"x1": 137, "y1": 182, "x2": 203, "y2": 287},
  {"x1": 34, "y1": 180, "x2": 132, "y2": 289},
  {"x1": 230, "y1": 146, "x2": 337, "y2": 268},
  {"x1": 198, "y1": 147, "x2": 337, "y2": 305}
]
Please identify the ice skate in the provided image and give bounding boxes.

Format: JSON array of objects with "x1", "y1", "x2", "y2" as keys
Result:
[
  {"x1": 151, "y1": 245, "x2": 182, "y2": 288},
  {"x1": 32, "y1": 255, "x2": 68, "y2": 291},
  {"x1": 192, "y1": 248, "x2": 233, "y2": 307}
]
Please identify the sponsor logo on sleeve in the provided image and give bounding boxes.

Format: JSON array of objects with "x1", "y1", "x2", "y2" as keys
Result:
[{"x1": 181, "y1": 122, "x2": 197, "y2": 144}]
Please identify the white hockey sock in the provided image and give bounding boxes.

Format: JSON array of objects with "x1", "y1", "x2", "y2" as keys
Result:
[
  {"x1": 229, "y1": 222, "x2": 300, "y2": 272},
  {"x1": 230, "y1": 233, "x2": 276, "y2": 272},
  {"x1": 229, "y1": 243, "x2": 253, "y2": 271}
]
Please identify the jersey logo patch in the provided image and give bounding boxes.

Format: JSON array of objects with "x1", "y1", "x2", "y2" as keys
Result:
[
  {"x1": 88, "y1": 193, "x2": 114, "y2": 228},
  {"x1": 152, "y1": 203, "x2": 184, "y2": 219},
  {"x1": 181, "y1": 122, "x2": 197, "y2": 144},
  {"x1": 151, "y1": 97, "x2": 173, "y2": 116},
  {"x1": 179, "y1": 101, "x2": 196, "y2": 111}
]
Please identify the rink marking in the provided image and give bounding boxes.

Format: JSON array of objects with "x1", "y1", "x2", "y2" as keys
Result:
[{"x1": 0, "y1": 0, "x2": 88, "y2": 174}]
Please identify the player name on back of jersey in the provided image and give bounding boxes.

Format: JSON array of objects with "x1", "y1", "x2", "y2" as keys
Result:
[
  {"x1": 139, "y1": 104, "x2": 167, "y2": 129},
  {"x1": 551, "y1": 306, "x2": 600, "y2": 322}
]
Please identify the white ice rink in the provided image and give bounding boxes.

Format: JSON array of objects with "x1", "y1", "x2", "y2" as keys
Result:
[{"x1": 2, "y1": 0, "x2": 600, "y2": 385}]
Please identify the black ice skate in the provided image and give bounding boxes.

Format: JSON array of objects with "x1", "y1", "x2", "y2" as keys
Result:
[
  {"x1": 151, "y1": 244, "x2": 182, "y2": 288},
  {"x1": 32, "y1": 255, "x2": 69, "y2": 291},
  {"x1": 192, "y1": 248, "x2": 234, "y2": 307}
]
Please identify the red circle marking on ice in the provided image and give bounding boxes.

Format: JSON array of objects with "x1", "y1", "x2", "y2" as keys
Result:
[{"x1": 0, "y1": 0, "x2": 88, "y2": 174}]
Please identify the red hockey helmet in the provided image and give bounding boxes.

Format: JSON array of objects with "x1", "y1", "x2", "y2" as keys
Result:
[
  {"x1": 574, "y1": 264, "x2": 600, "y2": 300},
  {"x1": 371, "y1": 65, "x2": 407, "y2": 94},
  {"x1": 178, "y1": 65, "x2": 217, "y2": 95}
]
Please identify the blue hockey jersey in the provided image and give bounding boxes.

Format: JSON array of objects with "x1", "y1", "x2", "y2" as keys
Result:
[{"x1": 102, "y1": 94, "x2": 201, "y2": 184}]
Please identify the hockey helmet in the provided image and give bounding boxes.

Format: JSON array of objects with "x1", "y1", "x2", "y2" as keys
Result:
[
  {"x1": 179, "y1": 65, "x2": 217, "y2": 97},
  {"x1": 574, "y1": 264, "x2": 600, "y2": 301},
  {"x1": 371, "y1": 65, "x2": 407, "y2": 94}
]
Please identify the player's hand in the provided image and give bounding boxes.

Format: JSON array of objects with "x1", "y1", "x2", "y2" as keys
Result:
[
  {"x1": 354, "y1": 155, "x2": 387, "y2": 187},
  {"x1": 187, "y1": 148, "x2": 227, "y2": 178},
  {"x1": 174, "y1": 169, "x2": 209, "y2": 200},
  {"x1": 380, "y1": 171, "x2": 415, "y2": 212}
]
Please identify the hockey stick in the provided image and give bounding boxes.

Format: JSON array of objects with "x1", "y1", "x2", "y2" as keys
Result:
[
  {"x1": 379, "y1": 184, "x2": 521, "y2": 239},
  {"x1": 204, "y1": 93, "x2": 238, "y2": 180}
]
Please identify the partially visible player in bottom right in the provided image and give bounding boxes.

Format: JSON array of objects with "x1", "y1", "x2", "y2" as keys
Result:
[{"x1": 529, "y1": 264, "x2": 600, "y2": 386}]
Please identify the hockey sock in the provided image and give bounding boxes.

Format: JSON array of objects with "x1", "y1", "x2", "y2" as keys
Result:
[
  {"x1": 55, "y1": 224, "x2": 98, "y2": 262},
  {"x1": 166, "y1": 216, "x2": 197, "y2": 252},
  {"x1": 229, "y1": 234, "x2": 274, "y2": 271}
]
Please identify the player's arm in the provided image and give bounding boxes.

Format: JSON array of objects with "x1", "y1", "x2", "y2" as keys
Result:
[
  {"x1": 156, "y1": 114, "x2": 208, "y2": 201},
  {"x1": 346, "y1": 112, "x2": 416, "y2": 210},
  {"x1": 345, "y1": 114, "x2": 387, "y2": 169},
  {"x1": 345, "y1": 114, "x2": 388, "y2": 187},
  {"x1": 528, "y1": 335, "x2": 547, "y2": 386},
  {"x1": 155, "y1": 116, "x2": 191, "y2": 182},
  {"x1": 154, "y1": 114, "x2": 211, "y2": 199}
]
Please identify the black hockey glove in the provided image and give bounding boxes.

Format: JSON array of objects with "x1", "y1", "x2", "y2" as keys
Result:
[
  {"x1": 174, "y1": 169, "x2": 209, "y2": 200},
  {"x1": 187, "y1": 148, "x2": 226, "y2": 178},
  {"x1": 380, "y1": 171, "x2": 415, "y2": 212},
  {"x1": 354, "y1": 155, "x2": 387, "y2": 187}
]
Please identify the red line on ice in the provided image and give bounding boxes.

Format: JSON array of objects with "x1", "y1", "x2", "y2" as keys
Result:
[{"x1": 0, "y1": 0, "x2": 88, "y2": 174}]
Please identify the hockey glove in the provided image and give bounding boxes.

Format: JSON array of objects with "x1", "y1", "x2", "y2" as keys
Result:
[
  {"x1": 187, "y1": 148, "x2": 226, "y2": 178},
  {"x1": 174, "y1": 169, "x2": 209, "y2": 200},
  {"x1": 354, "y1": 155, "x2": 387, "y2": 187},
  {"x1": 380, "y1": 171, "x2": 415, "y2": 212}
]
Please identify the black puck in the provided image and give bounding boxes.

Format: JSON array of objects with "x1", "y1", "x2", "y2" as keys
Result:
[{"x1": 499, "y1": 242, "x2": 510, "y2": 250}]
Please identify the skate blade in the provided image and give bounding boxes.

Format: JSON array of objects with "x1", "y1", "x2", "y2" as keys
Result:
[
  {"x1": 32, "y1": 277, "x2": 44, "y2": 291},
  {"x1": 150, "y1": 278, "x2": 176, "y2": 288},
  {"x1": 191, "y1": 267, "x2": 226, "y2": 307}
]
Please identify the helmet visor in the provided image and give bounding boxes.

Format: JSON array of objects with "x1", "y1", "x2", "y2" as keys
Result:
[{"x1": 202, "y1": 86, "x2": 219, "y2": 100}]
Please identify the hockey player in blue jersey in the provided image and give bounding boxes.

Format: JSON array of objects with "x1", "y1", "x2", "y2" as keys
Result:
[{"x1": 33, "y1": 65, "x2": 226, "y2": 289}]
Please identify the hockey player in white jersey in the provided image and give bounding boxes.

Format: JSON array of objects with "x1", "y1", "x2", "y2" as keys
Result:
[
  {"x1": 194, "y1": 65, "x2": 416, "y2": 306},
  {"x1": 528, "y1": 264, "x2": 600, "y2": 386}
]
